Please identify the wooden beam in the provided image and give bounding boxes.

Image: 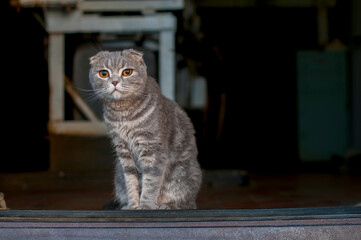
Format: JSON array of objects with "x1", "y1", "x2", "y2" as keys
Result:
[
  {"x1": 11, "y1": 0, "x2": 184, "y2": 11},
  {"x1": 48, "y1": 34, "x2": 64, "y2": 121},
  {"x1": 10, "y1": 0, "x2": 75, "y2": 8},
  {"x1": 48, "y1": 121, "x2": 107, "y2": 136},
  {"x1": 45, "y1": 11, "x2": 177, "y2": 34},
  {"x1": 65, "y1": 77, "x2": 99, "y2": 122},
  {"x1": 78, "y1": 0, "x2": 184, "y2": 12},
  {"x1": 159, "y1": 29, "x2": 176, "y2": 100}
]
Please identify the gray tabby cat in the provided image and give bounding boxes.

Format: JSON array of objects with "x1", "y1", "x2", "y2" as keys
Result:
[{"x1": 89, "y1": 49, "x2": 202, "y2": 210}]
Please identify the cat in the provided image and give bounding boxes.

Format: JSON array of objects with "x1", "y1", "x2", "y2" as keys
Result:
[{"x1": 89, "y1": 49, "x2": 202, "y2": 210}]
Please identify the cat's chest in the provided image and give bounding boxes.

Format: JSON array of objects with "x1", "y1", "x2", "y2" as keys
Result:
[
  {"x1": 105, "y1": 118, "x2": 153, "y2": 152},
  {"x1": 106, "y1": 119, "x2": 137, "y2": 140}
]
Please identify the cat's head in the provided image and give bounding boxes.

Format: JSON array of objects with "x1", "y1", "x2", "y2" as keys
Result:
[{"x1": 89, "y1": 49, "x2": 148, "y2": 101}]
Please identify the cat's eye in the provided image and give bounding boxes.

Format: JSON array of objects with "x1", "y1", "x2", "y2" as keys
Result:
[
  {"x1": 99, "y1": 70, "x2": 109, "y2": 78},
  {"x1": 122, "y1": 69, "x2": 133, "y2": 77}
]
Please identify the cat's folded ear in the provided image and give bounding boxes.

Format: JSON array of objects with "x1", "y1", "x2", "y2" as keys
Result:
[
  {"x1": 89, "y1": 51, "x2": 109, "y2": 65},
  {"x1": 124, "y1": 49, "x2": 144, "y2": 59},
  {"x1": 124, "y1": 49, "x2": 147, "y2": 69},
  {"x1": 124, "y1": 49, "x2": 146, "y2": 66}
]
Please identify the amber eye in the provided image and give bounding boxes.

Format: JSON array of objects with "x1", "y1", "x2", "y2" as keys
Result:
[
  {"x1": 99, "y1": 70, "x2": 109, "y2": 78},
  {"x1": 122, "y1": 69, "x2": 133, "y2": 77}
]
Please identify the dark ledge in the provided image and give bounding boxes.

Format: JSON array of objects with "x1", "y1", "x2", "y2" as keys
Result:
[{"x1": 1, "y1": 206, "x2": 361, "y2": 239}]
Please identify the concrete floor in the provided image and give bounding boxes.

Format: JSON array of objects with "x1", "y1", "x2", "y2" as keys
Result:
[{"x1": 1, "y1": 171, "x2": 361, "y2": 210}]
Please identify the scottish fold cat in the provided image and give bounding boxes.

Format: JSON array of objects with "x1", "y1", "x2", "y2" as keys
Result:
[{"x1": 89, "y1": 49, "x2": 202, "y2": 209}]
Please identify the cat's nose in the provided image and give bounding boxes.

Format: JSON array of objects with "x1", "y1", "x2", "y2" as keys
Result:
[{"x1": 112, "y1": 81, "x2": 118, "y2": 86}]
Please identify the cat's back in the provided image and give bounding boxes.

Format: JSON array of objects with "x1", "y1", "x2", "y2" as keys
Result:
[
  {"x1": 158, "y1": 96, "x2": 198, "y2": 161},
  {"x1": 146, "y1": 76, "x2": 195, "y2": 133},
  {"x1": 163, "y1": 97, "x2": 194, "y2": 132}
]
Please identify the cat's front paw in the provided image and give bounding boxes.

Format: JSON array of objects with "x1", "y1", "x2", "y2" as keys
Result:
[
  {"x1": 135, "y1": 203, "x2": 159, "y2": 210},
  {"x1": 121, "y1": 203, "x2": 139, "y2": 210},
  {"x1": 158, "y1": 204, "x2": 171, "y2": 210}
]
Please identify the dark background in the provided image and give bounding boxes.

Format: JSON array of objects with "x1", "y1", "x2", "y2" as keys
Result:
[{"x1": 0, "y1": 0, "x2": 358, "y2": 173}]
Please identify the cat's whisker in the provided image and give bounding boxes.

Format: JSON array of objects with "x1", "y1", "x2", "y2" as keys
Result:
[
  {"x1": 83, "y1": 94, "x2": 100, "y2": 104},
  {"x1": 121, "y1": 86, "x2": 157, "y2": 96},
  {"x1": 77, "y1": 87, "x2": 105, "y2": 104},
  {"x1": 75, "y1": 87, "x2": 97, "y2": 92}
]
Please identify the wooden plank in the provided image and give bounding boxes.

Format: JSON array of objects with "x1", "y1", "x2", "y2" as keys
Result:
[
  {"x1": 45, "y1": 10, "x2": 176, "y2": 33},
  {"x1": 48, "y1": 121, "x2": 107, "y2": 136},
  {"x1": 78, "y1": 0, "x2": 184, "y2": 12},
  {"x1": 14, "y1": 0, "x2": 337, "y2": 9},
  {"x1": 48, "y1": 34, "x2": 64, "y2": 121},
  {"x1": 12, "y1": 0, "x2": 184, "y2": 11},
  {"x1": 10, "y1": 0, "x2": 76, "y2": 8},
  {"x1": 159, "y1": 29, "x2": 175, "y2": 100},
  {"x1": 65, "y1": 76, "x2": 99, "y2": 122},
  {"x1": 0, "y1": 207, "x2": 360, "y2": 240}
]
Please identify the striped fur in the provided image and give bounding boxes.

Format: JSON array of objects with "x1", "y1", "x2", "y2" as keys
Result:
[{"x1": 89, "y1": 49, "x2": 202, "y2": 210}]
